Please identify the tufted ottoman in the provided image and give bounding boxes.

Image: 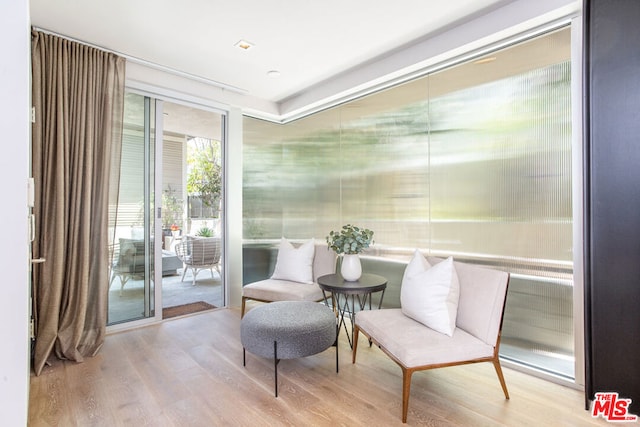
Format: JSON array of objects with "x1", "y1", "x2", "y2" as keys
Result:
[{"x1": 241, "y1": 301, "x2": 338, "y2": 396}]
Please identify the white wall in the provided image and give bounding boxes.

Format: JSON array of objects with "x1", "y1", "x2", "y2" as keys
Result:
[
  {"x1": 126, "y1": 62, "x2": 280, "y2": 118},
  {"x1": 226, "y1": 107, "x2": 243, "y2": 307},
  {"x1": 0, "y1": 0, "x2": 31, "y2": 425}
]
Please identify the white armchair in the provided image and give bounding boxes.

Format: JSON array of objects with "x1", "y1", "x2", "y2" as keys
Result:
[
  {"x1": 241, "y1": 240, "x2": 337, "y2": 317},
  {"x1": 353, "y1": 255, "x2": 510, "y2": 423}
]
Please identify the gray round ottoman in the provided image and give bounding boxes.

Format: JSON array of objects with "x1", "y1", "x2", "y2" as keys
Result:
[{"x1": 241, "y1": 301, "x2": 338, "y2": 396}]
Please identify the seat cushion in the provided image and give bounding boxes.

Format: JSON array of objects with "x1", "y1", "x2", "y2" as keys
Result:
[
  {"x1": 242, "y1": 278, "x2": 324, "y2": 302},
  {"x1": 355, "y1": 309, "x2": 494, "y2": 368}
]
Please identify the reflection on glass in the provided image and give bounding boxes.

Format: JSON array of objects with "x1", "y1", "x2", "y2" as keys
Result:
[
  {"x1": 243, "y1": 27, "x2": 573, "y2": 378},
  {"x1": 108, "y1": 93, "x2": 155, "y2": 324}
]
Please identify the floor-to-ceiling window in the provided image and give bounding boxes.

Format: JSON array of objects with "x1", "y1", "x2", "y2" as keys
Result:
[
  {"x1": 243, "y1": 27, "x2": 574, "y2": 379},
  {"x1": 108, "y1": 94, "x2": 226, "y2": 325}
]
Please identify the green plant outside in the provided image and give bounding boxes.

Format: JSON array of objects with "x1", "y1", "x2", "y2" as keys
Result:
[
  {"x1": 196, "y1": 226, "x2": 214, "y2": 237},
  {"x1": 187, "y1": 138, "x2": 222, "y2": 212},
  {"x1": 162, "y1": 186, "x2": 184, "y2": 229}
]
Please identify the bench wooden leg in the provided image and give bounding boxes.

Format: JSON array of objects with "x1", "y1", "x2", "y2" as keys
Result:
[{"x1": 402, "y1": 368, "x2": 413, "y2": 423}]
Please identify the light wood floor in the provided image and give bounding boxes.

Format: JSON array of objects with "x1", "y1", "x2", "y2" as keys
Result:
[{"x1": 29, "y1": 307, "x2": 623, "y2": 426}]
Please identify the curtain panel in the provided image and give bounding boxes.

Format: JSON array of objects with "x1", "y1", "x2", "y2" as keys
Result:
[{"x1": 31, "y1": 30, "x2": 125, "y2": 375}]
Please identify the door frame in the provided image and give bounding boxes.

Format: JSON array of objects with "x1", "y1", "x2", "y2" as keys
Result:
[{"x1": 107, "y1": 87, "x2": 229, "y2": 333}]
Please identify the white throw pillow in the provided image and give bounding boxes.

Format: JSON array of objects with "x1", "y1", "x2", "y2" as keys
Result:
[
  {"x1": 400, "y1": 250, "x2": 460, "y2": 336},
  {"x1": 270, "y1": 238, "x2": 315, "y2": 284}
]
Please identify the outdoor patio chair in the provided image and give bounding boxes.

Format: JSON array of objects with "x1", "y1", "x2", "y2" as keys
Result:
[
  {"x1": 175, "y1": 236, "x2": 221, "y2": 286},
  {"x1": 109, "y1": 238, "x2": 146, "y2": 295}
]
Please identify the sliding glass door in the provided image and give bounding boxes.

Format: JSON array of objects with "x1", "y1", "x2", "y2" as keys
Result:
[
  {"x1": 108, "y1": 93, "x2": 157, "y2": 324},
  {"x1": 159, "y1": 101, "x2": 225, "y2": 319},
  {"x1": 108, "y1": 93, "x2": 226, "y2": 326}
]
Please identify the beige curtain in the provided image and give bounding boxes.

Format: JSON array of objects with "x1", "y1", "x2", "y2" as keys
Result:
[{"x1": 31, "y1": 30, "x2": 125, "y2": 375}]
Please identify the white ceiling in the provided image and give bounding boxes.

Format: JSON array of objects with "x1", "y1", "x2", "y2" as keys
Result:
[{"x1": 30, "y1": 0, "x2": 516, "y2": 114}]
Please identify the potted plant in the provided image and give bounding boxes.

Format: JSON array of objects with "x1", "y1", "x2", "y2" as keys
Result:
[
  {"x1": 196, "y1": 226, "x2": 215, "y2": 237},
  {"x1": 162, "y1": 186, "x2": 184, "y2": 231},
  {"x1": 326, "y1": 224, "x2": 374, "y2": 281},
  {"x1": 170, "y1": 223, "x2": 181, "y2": 238}
]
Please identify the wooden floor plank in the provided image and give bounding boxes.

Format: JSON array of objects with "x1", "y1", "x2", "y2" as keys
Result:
[{"x1": 29, "y1": 307, "x2": 628, "y2": 426}]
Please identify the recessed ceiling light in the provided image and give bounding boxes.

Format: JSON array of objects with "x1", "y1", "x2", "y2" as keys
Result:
[
  {"x1": 267, "y1": 70, "x2": 281, "y2": 78},
  {"x1": 234, "y1": 39, "x2": 254, "y2": 50}
]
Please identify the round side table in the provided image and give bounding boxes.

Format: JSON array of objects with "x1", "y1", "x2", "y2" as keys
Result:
[{"x1": 317, "y1": 273, "x2": 387, "y2": 348}]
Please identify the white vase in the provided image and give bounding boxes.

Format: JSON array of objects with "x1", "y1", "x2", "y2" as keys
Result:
[{"x1": 341, "y1": 254, "x2": 362, "y2": 281}]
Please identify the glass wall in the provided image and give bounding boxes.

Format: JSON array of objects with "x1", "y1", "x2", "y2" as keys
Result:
[{"x1": 243, "y1": 27, "x2": 573, "y2": 378}]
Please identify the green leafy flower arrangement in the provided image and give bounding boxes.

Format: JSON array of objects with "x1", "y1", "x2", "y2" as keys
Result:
[{"x1": 326, "y1": 224, "x2": 374, "y2": 255}]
